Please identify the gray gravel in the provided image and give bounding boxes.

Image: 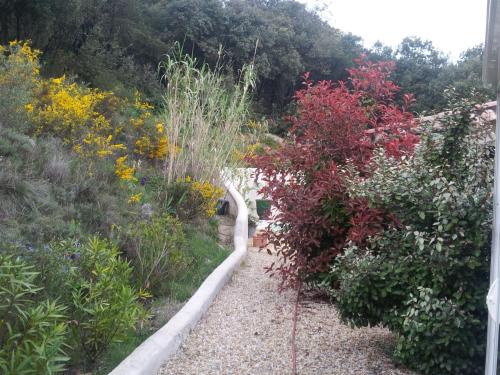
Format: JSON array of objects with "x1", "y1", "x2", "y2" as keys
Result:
[{"x1": 159, "y1": 248, "x2": 415, "y2": 375}]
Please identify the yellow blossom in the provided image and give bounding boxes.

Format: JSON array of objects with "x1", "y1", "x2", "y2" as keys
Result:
[
  {"x1": 128, "y1": 193, "x2": 142, "y2": 204},
  {"x1": 150, "y1": 135, "x2": 169, "y2": 159},
  {"x1": 97, "y1": 150, "x2": 113, "y2": 158},
  {"x1": 52, "y1": 76, "x2": 65, "y2": 85},
  {"x1": 115, "y1": 156, "x2": 136, "y2": 181},
  {"x1": 73, "y1": 144, "x2": 83, "y2": 154},
  {"x1": 131, "y1": 117, "x2": 145, "y2": 128},
  {"x1": 134, "y1": 90, "x2": 154, "y2": 111},
  {"x1": 0, "y1": 41, "x2": 40, "y2": 87},
  {"x1": 191, "y1": 180, "x2": 224, "y2": 217},
  {"x1": 134, "y1": 136, "x2": 152, "y2": 156}
]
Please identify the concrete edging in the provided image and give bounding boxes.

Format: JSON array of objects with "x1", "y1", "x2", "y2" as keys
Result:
[{"x1": 109, "y1": 181, "x2": 248, "y2": 375}]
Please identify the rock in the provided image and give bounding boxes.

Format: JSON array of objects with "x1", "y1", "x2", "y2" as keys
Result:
[{"x1": 141, "y1": 203, "x2": 154, "y2": 219}]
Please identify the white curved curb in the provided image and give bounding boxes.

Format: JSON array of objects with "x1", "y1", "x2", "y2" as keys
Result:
[{"x1": 109, "y1": 181, "x2": 248, "y2": 375}]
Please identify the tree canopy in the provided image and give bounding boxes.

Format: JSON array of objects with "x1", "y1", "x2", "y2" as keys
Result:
[
  {"x1": 0, "y1": 0, "x2": 491, "y2": 120},
  {"x1": 369, "y1": 37, "x2": 493, "y2": 113}
]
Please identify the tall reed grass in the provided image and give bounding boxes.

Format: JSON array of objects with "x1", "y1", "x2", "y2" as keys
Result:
[{"x1": 159, "y1": 46, "x2": 255, "y2": 185}]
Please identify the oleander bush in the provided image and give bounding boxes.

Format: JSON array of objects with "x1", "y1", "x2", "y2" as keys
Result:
[
  {"x1": 15, "y1": 238, "x2": 147, "y2": 368},
  {"x1": 59, "y1": 237, "x2": 147, "y2": 366},
  {"x1": 0, "y1": 254, "x2": 69, "y2": 375},
  {"x1": 334, "y1": 90, "x2": 492, "y2": 374}
]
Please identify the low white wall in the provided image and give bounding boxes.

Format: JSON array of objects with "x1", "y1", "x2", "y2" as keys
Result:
[
  {"x1": 108, "y1": 181, "x2": 248, "y2": 375},
  {"x1": 224, "y1": 168, "x2": 263, "y2": 219}
]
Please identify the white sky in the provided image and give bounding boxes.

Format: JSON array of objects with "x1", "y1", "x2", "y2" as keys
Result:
[{"x1": 298, "y1": 0, "x2": 488, "y2": 61}]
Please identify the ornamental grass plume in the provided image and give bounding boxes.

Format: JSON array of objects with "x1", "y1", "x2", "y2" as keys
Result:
[{"x1": 159, "y1": 43, "x2": 256, "y2": 186}]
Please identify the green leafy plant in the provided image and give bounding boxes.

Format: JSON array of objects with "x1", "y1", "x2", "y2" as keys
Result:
[
  {"x1": 335, "y1": 90, "x2": 492, "y2": 374},
  {"x1": 127, "y1": 214, "x2": 188, "y2": 294},
  {"x1": 64, "y1": 237, "x2": 146, "y2": 366},
  {"x1": 0, "y1": 254, "x2": 69, "y2": 375},
  {"x1": 164, "y1": 180, "x2": 206, "y2": 221}
]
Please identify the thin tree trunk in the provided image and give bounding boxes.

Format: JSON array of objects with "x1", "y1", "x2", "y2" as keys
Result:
[{"x1": 291, "y1": 283, "x2": 301, "y2": 375}]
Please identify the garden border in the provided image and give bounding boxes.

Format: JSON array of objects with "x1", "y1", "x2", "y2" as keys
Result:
[{"x1": 109, "y1": 181, "x2": 248, "y2": 375}]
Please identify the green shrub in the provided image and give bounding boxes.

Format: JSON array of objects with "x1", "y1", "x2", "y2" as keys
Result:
[
  {"x1": 165, "y1": 180, "x2": 205, "y2": 221},
  {"x1": 395, "y1": 287, "x2": 483, "y2": 374},
  {"x1": 334, "y1": 237, "x2": 419, "y2": 330},
  {"x1": 166, "y1": 227, "x2": 230, "y2": 301},
  {"x1": 63, "y1": 237, "x2": 146, "y2": 366},
  {"x1": 126, "y1": 214, "x2": 188, "y2": 294},
  {"x1": 0, "y1": 255, "x2": 69, "y2": 374},
  {"x1": 334, "y1": 90, "x2": 492, "y2": 374},
  {"x1": 21, "y1": 240, "x2": 80, "y2": 305}
]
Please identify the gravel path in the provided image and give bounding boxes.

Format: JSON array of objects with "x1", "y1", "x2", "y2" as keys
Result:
[{"x1": 159, "y1": 248, "x2": 415, "y2": 375}]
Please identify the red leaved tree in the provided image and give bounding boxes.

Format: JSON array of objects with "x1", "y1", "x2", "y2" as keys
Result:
[{"x1": 252, "y1": 56, "x2": 419, "y2": 289}]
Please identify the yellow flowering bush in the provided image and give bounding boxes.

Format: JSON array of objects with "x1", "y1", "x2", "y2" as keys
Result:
[
  {"x1": 83, "y1": 134, "x2": 127, "y2": 158},
  {"x1": 190, "y1": 181, "x2": 224, "y2": 217},
  {"x1": 30, "y1": 76, "x2": 108, "y2": 135},
  {"x1": 26, "y1": 75, "x2": 130, "y2": 160},
  {"x1": 167, "y1": 177, "x2": 223, "y2": 220},
  {"x1": 231, "y1": 119, "x2": 272, "y2": 164},
  {"x1": 0, "y1": 41, "x2": 40, "y2": 130},
  {"x1": 129, "y1": 90, "x2": 154, "y2": 131},
  {"x1": 133, "y1": 90, "x2": 154, "y2": 113},
  {"x1": 0, "y1": 41, "x2": 41, "y2": 85},
  {"x1": 232, "y1": 142, "x2": 265, "y2": 164},
  {"x1": 124, "y1": 93, "x2": 174, "y2": 162},
  {"x1": 115, "y1": 156, "x2": 136, "y2": 181},
  {"x1": 1, "y1": 41, "x2": 182, "y2": 214},
  {"x1": 1, "y1": 42, "x2": 168, "y2": 166},
  {"x1": 134, "y1": 122, "x2": 171, "y2": 159}
]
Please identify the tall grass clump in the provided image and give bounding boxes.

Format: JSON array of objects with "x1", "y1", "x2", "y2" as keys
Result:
[{"x1": 159, "y1": 46, "x2": 256, "y2": 185}]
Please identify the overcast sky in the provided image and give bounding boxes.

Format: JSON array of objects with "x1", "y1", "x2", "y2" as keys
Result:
[{"x1": 298, "y1": 0, "x2": 488, "y2": 61}]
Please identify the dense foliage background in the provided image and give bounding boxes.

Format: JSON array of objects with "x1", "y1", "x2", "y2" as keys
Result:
[{"x1": 0, "y1": 0, "x2": 493, "y2": 125}]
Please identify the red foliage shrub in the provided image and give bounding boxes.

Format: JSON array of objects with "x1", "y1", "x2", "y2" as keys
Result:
[{"x1": 252, "y1": 56, "x2": 419, "y2": 289}]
